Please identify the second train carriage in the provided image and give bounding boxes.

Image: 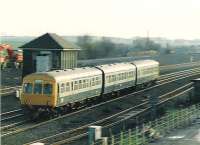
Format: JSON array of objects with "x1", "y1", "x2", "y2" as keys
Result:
[
  {"x1": 96, "y1": 63, "x2": 137, "y2": 94},
  {"x1": 21, "y1": 59, "x2": 160, "y2": 112}
]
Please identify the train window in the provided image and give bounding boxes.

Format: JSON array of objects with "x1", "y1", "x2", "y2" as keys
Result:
[
  {"x1": 89, "y1": 79, "x2": 92, "y2": 87},
  {"x1": 79, "y1": 80, "x2": 83, "y2": 89},
  {"x1": 128, "y1": 72, "x2": 132, "y2": 78},
  {"x1": 74, "y1": 81, "x2": 78, "y2": 90},
  {"x1": 97, "y1": 77, "x2": 101, "y2": 85},
  {"x1": 95, "y1": 77, "x2": 99, "y2": 85},
  {"x1": 60, "y1": 83, "x2": 65, "y2": 93},
  {"x1": 117, "y1": 74, "x2": 120, "y2": 80},
  {"x1": 121, "y1": 73, "x2": 123, "y2": 80},
  {"x1": 112, "y1": 75, "x2": 114, "y2": 82},
  {"x1": 71, "y1": 82, "x2": 74, "y2": 90},
  {"x1": 34, "y1": 82, "x2": 42, "y2": 94},
  {"x1": 23, "y1": 83, "x2": 33, "y2": 94},
  {"x1": 91, "y1": 78, "x2": 95, "y2": 86},
  {"x1": 98, "y1": 79, "x2": 101, "y2": 85},
  {"x1": 43, "y1": 84, "x2": 52, "y2": 95},
  {"x1": 66, "y1": 82, "x2": 70, "y2": 92},
  {"x1": 126, "y1": 72, "x2": 129, "y2": 78},
  {"x1": 109, "y1": 76, "x2": 111, "y2": 83},
  {"x1": 121, "y1": 73, "x2": 124, "y2": 80},
  {"x1": 124, "y1": 73, "x2": 126, "y2": 79},
  {"x1": 83, "y1": 80, "x2": 86, "y2": 88},
  {"x1": 118, "y1": 74, "x2": 120, "y2": 80},
  {"x1": 111, "y1": 75, "x2": 115, "y2": 82},
  {"x1": 138, "y1": 70, "x2": 141, "y2": 75},
  {"x1": 106, "y1": 76, "x2": 109, "y2": 83},
  {"x1": 86, "y1": 79, "x2": 89, "y2": 87}
]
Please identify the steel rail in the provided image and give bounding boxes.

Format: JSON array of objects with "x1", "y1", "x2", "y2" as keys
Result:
[
  {"x1": 3, "y1": 69, "x2": 200, "y2": 139},
  {"x1": 48, "y1": 83, "x2": 193, "y2": 145},
  {"x1": 0, "y1": 109, "x2": 23, "y2": 116},
  {"x1": 25, "y1": 80, "x2": 195, "y2": 145}
]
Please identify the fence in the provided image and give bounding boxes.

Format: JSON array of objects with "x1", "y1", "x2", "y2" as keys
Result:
[{"x1": 94, "y1": 103, "x2": 200, "y2": 145}]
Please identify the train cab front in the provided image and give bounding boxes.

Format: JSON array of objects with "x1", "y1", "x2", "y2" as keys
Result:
[{"x1": 21, "y1": 76, "x2": 56, "y2": 113}]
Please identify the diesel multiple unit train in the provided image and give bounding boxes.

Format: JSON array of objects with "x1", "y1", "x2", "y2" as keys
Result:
[{"x1": 21, "y1": 60, "x2": 159, "y2": 114}]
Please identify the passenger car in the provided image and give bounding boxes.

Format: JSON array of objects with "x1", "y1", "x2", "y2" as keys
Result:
[{"x1": 21, "y1": 59, "x2": 159, "y2": 114}]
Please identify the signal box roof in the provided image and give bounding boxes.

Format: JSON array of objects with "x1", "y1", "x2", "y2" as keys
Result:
[{"x1": 19, "y1": 33, "x2": 80, "y2": 50}]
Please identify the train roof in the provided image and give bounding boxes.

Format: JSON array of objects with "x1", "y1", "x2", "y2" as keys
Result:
[
  {"x1": 132, "y1": 60, "x2": 159, "y2": 67},
  {"x1": 24, "y1": 59, "x2": 159, "y2": 82},
  {"x1": 96, "y1": 63, "x2": 136, "y2": 73},
  {"x1": 25, "y1": 67, "x2": 102, "y2": 82}
]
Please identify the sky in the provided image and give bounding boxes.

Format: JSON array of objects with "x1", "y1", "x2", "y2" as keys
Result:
[{"x1": 1, "y1": 0, "x2": 200, "y2": 39}]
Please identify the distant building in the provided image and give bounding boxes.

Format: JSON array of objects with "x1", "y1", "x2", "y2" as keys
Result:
[{"x1": 20, "y1": 33, "x2": 80, "y2": 77}]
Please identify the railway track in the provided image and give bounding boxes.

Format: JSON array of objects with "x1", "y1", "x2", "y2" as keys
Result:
[
  {"x1": 158, "y1": 67, "x2": 200, "y2": 83},
  {"x1": 18, "y1": 71, "x2": 199, "y2": 144},
  {"x1": 160, "y1": 61, "x2": 200, "y2": 71},
  {"x1": 1, "y1": 67, "x2": 200, "y2": 138},
  {"x1": 0, "y1": 109, "x2": 29, "y2": 135},
  {"x1": 1, "y1": 109, "x2": 24, "y2": 121},
  {"x1": 0, "y1": 86, "x2": 21, "y2": 96},
  {"x1": 25, "y1": 82, "x2": 194, "y2": 145}
]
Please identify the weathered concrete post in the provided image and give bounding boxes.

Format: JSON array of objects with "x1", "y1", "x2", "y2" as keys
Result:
[
  {"x1": 149, "y1": 95, "x2": 158, "y2": 119},
  {"x1": 88, "y1": 126, "x2": 102, "y2": 145},
  {"x1": 100, "y1": 137, "x2": 108, "y2": 145},
  {"x1": 192, "y1": 79, "x2": 200, "y2": 102}
]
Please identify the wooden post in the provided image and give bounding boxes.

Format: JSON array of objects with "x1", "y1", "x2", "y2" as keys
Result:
[
  {"x1": 128, "y1": 129, "x2": 132, "y2": 145},
  {"x1": 148, "y1": 95, "x2": 158, "y2": 120},
  {"x1": 111, "y1": 135, "x2": 114, "y2": 145},
  {"x1": 120, "y1": 131, "x2": 124, "y2": 145},
  {"x1": 135, "y1": 126, "x2": 139, "y2": 145},
  {"x1": 100, "y1": 137, "x2": 108, "y2": 145},
  {"x1": 142, "y1": 124, "x2": 146, "y2": 144}
]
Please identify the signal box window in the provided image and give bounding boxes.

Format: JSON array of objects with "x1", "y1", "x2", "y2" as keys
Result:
[
  {"x1": 23, "y1": 83, "x2": 33, "y2": 94},
  {"x1": 43, "y1": 84, "x2": 52, "y2": 95}
]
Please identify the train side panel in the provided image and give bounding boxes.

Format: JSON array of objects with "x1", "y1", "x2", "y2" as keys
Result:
[
  {"x1": 54, "y1": 68, "x2": 103, "y2": 107},
  {"x1": 97, "y1": 63, "x2": 136, "y2": 94},
  {"x1": 56, "y1": 75, "x2": 102, "y2": 106},
  {"x1": 133, "y1": 60, "x2": 159, "y2": 85}
]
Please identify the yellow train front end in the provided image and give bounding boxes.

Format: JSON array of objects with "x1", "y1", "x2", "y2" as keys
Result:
[{"x1": 21, "y1": 74, "x2": 57, "y2": 112}]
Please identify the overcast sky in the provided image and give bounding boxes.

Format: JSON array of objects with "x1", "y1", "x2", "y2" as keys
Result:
[{"x1": 1, "y1": 0, "x2": 200, "y2": 39}]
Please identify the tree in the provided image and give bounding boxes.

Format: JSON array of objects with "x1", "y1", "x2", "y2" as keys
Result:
[
  {"x1": 95, "y1": 37, "x2": 116, "y2": 58},
  {"x1": 132, "y1": 38, "x2": 161, "y2": 51},
  {"x1": 77, "y1": 35, "x2": 95, "y2": 59}
]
